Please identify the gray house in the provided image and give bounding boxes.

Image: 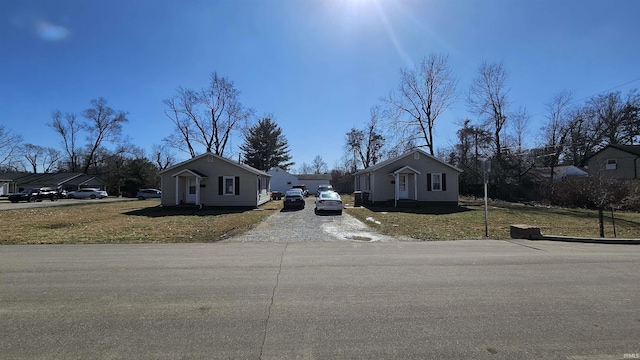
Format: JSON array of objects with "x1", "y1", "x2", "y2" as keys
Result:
[
  {"x1": 587, "y1": 144, "x2": 640, "y2": 179},
  {"x1": 354, "y1": 149, "x2": 462, "y2": 206},
  {"x1": 159, "y1": 152, "x2": 271, "y2": 207}
]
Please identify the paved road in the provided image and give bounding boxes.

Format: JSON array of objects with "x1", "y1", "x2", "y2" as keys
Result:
[{"x1": 2, "y1": 240, "x2": 639, "y2": 359}]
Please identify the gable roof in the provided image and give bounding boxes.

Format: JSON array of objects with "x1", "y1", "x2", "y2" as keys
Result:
[
  {"x1": 588, "y1": 144, "x2": 640, "y2": 160},
  {"x1": 354, "y1": 148, "x2": 462, "y2": 175},
  {"x1": 525, "y1": 165, "x2": 588, "y2": 179},
  {"x1": 1, "y1": 173, "x2": 85, "y2": 186},
  {"x1": 608, "y1": 144, "x2": 640, "y2": 156},
  {"x1": 158, "y1": 152, "x2": 270, "y2": 177},
  {"x1": 296, "y1": 173, "x2": 332, "y2": 181}
]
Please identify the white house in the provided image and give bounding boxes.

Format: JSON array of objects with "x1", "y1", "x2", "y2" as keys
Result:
[
  {"x1": 266, "y1": 168, "x2": 332, "y2": 194},
  {"x1": 267, "y1": 167, "x2": 299, "y2": 193}
]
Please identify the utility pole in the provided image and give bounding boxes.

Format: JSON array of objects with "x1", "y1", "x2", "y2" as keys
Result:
[{"x1": 481, "y1": 159, "x2": 491, "y2": 238}]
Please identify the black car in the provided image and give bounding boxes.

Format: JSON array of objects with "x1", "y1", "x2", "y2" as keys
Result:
[
  {"x1": 8, "y1": 187, "x2": 61, "y2": 203},
  {"x1": 283, "y1": 190, "x2": 305, "y2": 210}
]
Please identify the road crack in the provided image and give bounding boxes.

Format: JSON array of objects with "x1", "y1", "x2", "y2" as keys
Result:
[{"x1": 259, "y1": 243, "x2": 288, "y2": 359}]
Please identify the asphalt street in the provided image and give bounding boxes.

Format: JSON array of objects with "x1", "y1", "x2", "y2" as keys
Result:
[{"x1": 2, "y1": 240, "x2": 639, "y2": 359}]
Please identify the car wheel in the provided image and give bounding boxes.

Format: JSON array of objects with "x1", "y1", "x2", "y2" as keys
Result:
[
  {"x1": 138, "y1": 196, "x2": 145, "y2": 200},
  {"x1": 28, "y1": 196, "x2": 36, "y2": 202},
  {"x1": 52, "y1": 195, "x2": 58, "y2": 201},
  {"x1": 338, "y1": 210, "x2": 342, "y2": 215},
  {"x1": 10, "y1": 200, "x2": 18, "y2": 203},
  {"x1": 90, "y1": 194, "x2": 96, "y2": 199},
  {"x1": 67, "y1": 194, "x2": 74, "y2": 199}
]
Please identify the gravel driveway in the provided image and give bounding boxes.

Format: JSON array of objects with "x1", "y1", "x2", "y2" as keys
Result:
[{"x1": 223, "y1": 197, "x2": 403, "y2": 243}]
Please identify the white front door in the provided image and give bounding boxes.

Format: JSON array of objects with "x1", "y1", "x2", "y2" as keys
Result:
[
  {"x1": 186, "y1": 177, "x2": 196, "y2": 203},
  {"x1": 398, "y1": 174, "x2": 408, "y2": 199}
]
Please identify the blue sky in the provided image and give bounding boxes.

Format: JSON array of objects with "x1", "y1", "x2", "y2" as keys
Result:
[{"x1": 2, "y1": 0, "x2": 639, "y2": 171}]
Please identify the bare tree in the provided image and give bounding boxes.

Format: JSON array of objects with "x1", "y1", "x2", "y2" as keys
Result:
[
  {"x1": 163, "y1": 94, "x2": 197, "y2": 158},
  {"x1": 295, "y1": 162, "x2": 314, "y2": 174},
  {"x1": 81, "y1": 98, "x2": 129, "y2": 174},
  {"x1": 345, "y1": 106, "x2": 385, "y2": 171},
  {"x1": 49, "y1": 111, "x2": 83, "y2": 172},
  {"x1": 151, "y1": 144, "x2": 176, "y2": 170},
  {"x1": 22, "y1": 144, "x2": 44, "y2": 173},
  {"x1": 42, "y1": 147, "x2": 61, "y2": 173},
  {"x1": 164, "y1": 72, "x2": 254, "y2": 158},
  {"x1": 467, "y1": 61, "x2": 510, "y2": 164},
  {"x1": 0, "y1": 125, "x2": 23, "y2": 168},
  {"x1": 511, "y1": 107, "x2": 531, "y2": 153},
  {"x1": 540, "y1": 91, "x2": 574, "y2": 199},
  {"x1": 311, "y1": 155, "x2": 328, "y2": 174},
  {"x1": 384, "y1": 53, "x2": 458, "y2": 155}
]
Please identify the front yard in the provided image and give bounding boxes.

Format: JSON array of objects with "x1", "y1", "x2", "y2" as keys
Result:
[
  {"x1": 1, "y1": 196, "x2": 639, "y2": 245},
  {"x1": 343, "y1": 195, "x2": 640, "y2": 240},
  {"x1": 0, "y1": 200, "x2": 282, "y2": 245}
]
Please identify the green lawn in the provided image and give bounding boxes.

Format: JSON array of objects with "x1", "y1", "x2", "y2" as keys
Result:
[{"x1": 342, "y1": 195, "x2": 640, "y2": 240}]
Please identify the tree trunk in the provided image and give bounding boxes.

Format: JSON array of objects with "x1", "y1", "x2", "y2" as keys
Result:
[{"x1": 598, "y1": 207, "x2": 605, "y2": 238}]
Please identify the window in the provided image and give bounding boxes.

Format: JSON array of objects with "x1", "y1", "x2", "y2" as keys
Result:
[
  {"x1": 431, "y1": 173, "x2": 442, "y2": 191},
  {"x1": 224, "y1": 176, "x2": 235, "y2": 195},
  {"x1": 606, "y1": 159, "x2": 617, "y2": 170}
]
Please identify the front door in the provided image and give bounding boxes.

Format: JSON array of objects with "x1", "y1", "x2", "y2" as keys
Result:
[
  {"x1": 186, "y1": 177, "x2": 196, "y2": 203},
  {"x1": 398, "y1": 174, "x2": 408, "y2": 199}
]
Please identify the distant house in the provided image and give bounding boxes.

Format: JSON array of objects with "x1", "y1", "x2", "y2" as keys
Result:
[
  {"x1": 353, "y1": 149, "x2": 462, "y2": 206},
  {"x1": 586, "y1": 144, "x2": 640, "y2": 179},
  {"x1": 525, "y1": 165, "x2": 589, "y2": 182},
  {"x1": 158, "y1": 152, "x2": 271, "y2": 207},
  {"x1": 266, "y1": 168, "x2": 332, "y2": 194},
  {"x1": 267, "y1": 167, "x2": 299, "y2": 193},
  {"x1": 295, "y1": 173, "x2": 333, "y2": 194},
  {"x1": 0, "y1": 172, "x2": 106, "y2": 195}
]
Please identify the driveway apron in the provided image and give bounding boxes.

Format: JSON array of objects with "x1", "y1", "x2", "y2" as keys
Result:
[{"x1": 223, "y1": 198, "x2": 402, "y2": 243}]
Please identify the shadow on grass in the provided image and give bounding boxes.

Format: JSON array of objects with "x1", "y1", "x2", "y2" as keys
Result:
[
  {"x1": 361, "y1": 204, "x2": 474, "y2": 215},
  {"x1": 123, "y1": 205, "x2": 258, "y2": 218}
]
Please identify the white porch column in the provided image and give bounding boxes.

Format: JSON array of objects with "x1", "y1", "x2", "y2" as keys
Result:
[
  {"x1": 414, "y1": 173, "x2": 418, "y2": 201},
  {"x1": 174, "y1": 176, "x2": 179, "y2": 205},
  {"x1": 195, "y1": 176, "x2": 201, "y2": 206}
]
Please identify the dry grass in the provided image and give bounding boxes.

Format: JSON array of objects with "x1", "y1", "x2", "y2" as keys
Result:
[
  {"x1": 342, "y1": 195, "x2": 640, "y2": 240},
  {"x1": 0, "y1": 200, "x2": 282, "y2": 245}
]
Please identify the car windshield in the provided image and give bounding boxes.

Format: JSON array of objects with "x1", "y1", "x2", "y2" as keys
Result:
[
  {"x1": 320, "y1": 192, "x2": 339, "y2": 199},
  {"x1": 285, "y1": 191, "x2": 301, "y2": 196}
]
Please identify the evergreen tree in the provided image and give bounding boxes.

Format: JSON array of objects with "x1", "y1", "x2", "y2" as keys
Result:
[{"x1": 240, "y1": 117, "x2": 294, "y2": 171}]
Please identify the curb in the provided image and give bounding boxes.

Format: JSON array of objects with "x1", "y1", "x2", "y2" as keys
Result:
[{"x1": 535, "y1": 235, "x2": 640, "y2": 245}]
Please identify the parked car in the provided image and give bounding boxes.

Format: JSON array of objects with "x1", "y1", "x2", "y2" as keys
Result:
[
  {"x1": 315, "y1": 191, "x2": 343, "y2": 214},
  {"x1": 136, "y1": 188, "x2": 162, "y2": 200},
  {"x1": 292, "y1": 184, "x2": 308, "y2": 197},
  {"x1": 316, "y1": 185, "x2": 334, "y2": 196},
  {"x1": 288, "y1": 188, "x2": 304, "y2": 196},
  {"x1": 283, "y1": 190, "x2": 305, "y2": 210},
  {"x1": 8, "y1": 187, "x2": 60, "y2": 203},
  {"x1": 66, "y1": 188, "x2": 108, "y2": 199}
]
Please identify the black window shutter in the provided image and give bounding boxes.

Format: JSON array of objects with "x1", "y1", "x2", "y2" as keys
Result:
[
  {"x1": 235, "y1": 177, "x2": 240, "y2": 195},
  {"x1": 218, "y1": 177, "x2": 223, "y2": 195},
  {"x1": 427, "y1": 173, "x2": 432, "y2": 191},
  {"x1": 442, "y1": 173, "x2": 447, "y2": 191}
]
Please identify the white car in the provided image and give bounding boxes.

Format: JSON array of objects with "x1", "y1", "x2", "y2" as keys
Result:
[
  {"x1": 315, "y1": 191, "x2": 343, "y2": 215},
  {"x1": 66, "y1": 188, "x2": 108, "y2": 199}
]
